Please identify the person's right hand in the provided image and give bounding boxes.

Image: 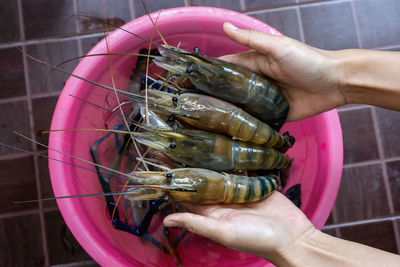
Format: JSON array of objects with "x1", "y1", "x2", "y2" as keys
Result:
[{"x1": 220, "y1": 22, "x2": 347, "y2": 122}]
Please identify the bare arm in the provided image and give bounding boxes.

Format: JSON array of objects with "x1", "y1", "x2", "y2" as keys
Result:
[
  {"x1": 164, "y1": 23, "x2": 400, "y2": 266},
  {"x1": 338, "y1": 49, "x2": 400, "y2": 111},
  {"x1": 278, "y1": 228, "x2": 400, "y2": 267},
  {"x1": 220, "y1": 22, "x2": 400, "y2": 120}
]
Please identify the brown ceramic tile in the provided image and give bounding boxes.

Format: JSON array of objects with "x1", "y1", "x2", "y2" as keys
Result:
[
  {"x1": 0, "y1": 214, "x2": 45, "y2": 266},
  {"x1": 190, "y1": 0, "x2": 242, "y2": 11},
  {"x1": 334, "y1": 164, "x2": 390, "y2": 223},
  {"x1": 0, "y1": 156, "x2": 37, "y2": 213},
  {"x1": 38, "y1": 155, "x2": 56, "y2": 208},
  {"x1": 69, "y1": 262, "x2": 99, "y2": 267},
  {"x1": 77, "y1": 0, "x2": 131, "y2": 34},
  {"x1": 300, "y1": 1, "x2": 359, "y2": 49},
  {"x1": 0, "y1": 48, "x2": 26, "y2": 99},
  {"x1": 354, "y1": 0, "x2": 400, "y2": 49},
  {"x1": 325, "y1": 211, "x2": 334, "y2": 225},
  {"x1": 134, "y1": 0, "x2": 186, "y2": 17},
  {"x1": 45, "y1": 209, "x2": 93, "y2": 265},
  {"x1": 340, "y1": 221, "x2": 397, "y2": 253},
  {"x1": 22, "y1": 0, "x2": 77, "y2": 40},
  {"x1": 339, "y1": 107, "x2": 379, "y2": 164},
  {"x1": 376, "y1": 108, "x2": 400, "y2": 158},
  {"x1": 322, "y1": 228, "x2": 337, "y2": 237},
  {"x1": 250, "y1": 7, "x2": 302, "y2": 41},
  {"x1": 0, "y1": 100, "x2": 31, "y2": 156},
  {"x1": 386, "y1": 160, "x2": 400, "y2": 213},
  {"x1": 81, "y1": 36, "x2": 104, "y2": 55},
  {"x1": 26, "y1": 40, "x2": 79, "y2": 95},
  {"x1": 244, "y1": 0, "x2": 296, "y2": 11},
  {"x1": 337, "y1": 103, "x2": 367, "y2": 111},
  {"x1": 32, "y1": 95, "x2": 59, "y2": 146},
  {"x1": 0, "y1": 0, "x2": 21, "y2": 43}
]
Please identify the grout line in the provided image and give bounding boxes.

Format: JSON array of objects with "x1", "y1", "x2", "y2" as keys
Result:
[
  {"x1": 31, "y1": 91, "x2": 61, "y2": 100},
  {"x1": 0, "y1": 209, "x2": 40, "y2": 219},
  {"x1": 331, "y1": 206, "x2": 342, "y2": 238},
  {"x1": 17, "y1": 0, "x2": 49, "y2": 265},
  {"x1": 0, "y1": 32, "x2": 108, "y2": 50},
  {"x1": 342, "y1": 156, "x2": 400, "y2": 168},
  {"x1": 0, "y1": 148, "x2": 49, "y2": 161},
  {"x1": 350, "y1": 0, "x2": 362, "y2": 49},
  {"x1": 337, "y1": 104, "x2": 370, "y2": 113},
  {"x1": 0, "y1": 91, "x2": 60, "y2": 104},
  {"x1": 371, "y1": 43, "x2": 400, "y2": 51},
  {"x1": 244, "y1": 5, "x2": 297, "y2": 15},
  {"x1": 73, "y1": 0, "x2": 84, "y2": 57},
  {"x1": 323, "y1": 215, "x2": 400, "y2": 230},
  {"x1": 239, "y1": 0, "x2": 246, "y2": 12},
  {"x1": 392, "y1": 220, "x2": 400, "y2": 254},
  {"x1": 184, "y1": 0, "x2": 192, "y2": 6},
  {"x1": 43, "y1": 206, "x2": 60, "y2": 213},
  {"x1": 334, "y1": 228, "x2": 341, "y2": 238},
  {"x1": 0, "y1": 95, "x2": 27, "y2": 104},
  {"x1": 343, "y1": 160, "x2": 382, "y2": 168},
  {"x1": 370, "y1": 107, "x2": 395, "y2": 213},
  {"x1": 244, "y1": 0, "x2": 351, "y2": 15},
  {"x1": 129, "y1": 0, "x2": 136, "y2": 19},
  {"x1": 295, "y1": 5, "x2": 305, "y2": 42},
  {"x1": 50, "y1": 260, "x2": 97, "y2": 267},
  {"x1": 0, "y1": 151, "x2": 32, "y2": 160}
]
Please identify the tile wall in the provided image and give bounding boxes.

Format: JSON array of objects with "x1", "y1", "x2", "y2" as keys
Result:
[{"x1": 0, "y1": 0, "x2": 399, "y2": 266}]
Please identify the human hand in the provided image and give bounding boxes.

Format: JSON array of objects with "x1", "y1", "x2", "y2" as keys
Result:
[
  {"x1": 163, "y1": 192, "x2": 315, "y2": 263},
  {"x1": 220, "y1": 22, "x2": 347, "y2": 122}
]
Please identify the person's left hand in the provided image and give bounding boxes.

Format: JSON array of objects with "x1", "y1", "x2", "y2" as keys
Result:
[{"x1": 163, "y1": 191, "x2": 315, "y2": 262}]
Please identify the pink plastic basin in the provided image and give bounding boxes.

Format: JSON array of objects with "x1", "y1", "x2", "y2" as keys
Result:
[{"x1": 49, "y1": 7, "x2": 343, "y2": 267}]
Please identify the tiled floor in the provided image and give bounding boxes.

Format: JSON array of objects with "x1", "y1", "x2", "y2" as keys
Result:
[{"x1": 0, "y1": 0, "x2": 400, "y2": 266}]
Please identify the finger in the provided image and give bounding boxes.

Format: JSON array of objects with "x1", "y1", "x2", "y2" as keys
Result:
[
  {"x1": 219, "y1": 51, "x2": 266, "y2": 76},
  {"x1": 223, "y1": 22, "x2": 285, "y2": 56},
  {"x1": 180, "y1": 203, "x2": 222, "y2": 216},
  {"x1": 163, "y1": 212, "x2": 234, "y2": 244}
]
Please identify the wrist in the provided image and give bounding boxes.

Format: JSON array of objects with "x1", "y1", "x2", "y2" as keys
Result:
[
  {"x1": 332, "y1": 49, "x2": 365, "y2": 105},
  {"x1": 326, "y1": 49, "x2": 358, "y2": 106},
  {"x1": 261, "y1": 227, "x2": 320, "y2": 267}
]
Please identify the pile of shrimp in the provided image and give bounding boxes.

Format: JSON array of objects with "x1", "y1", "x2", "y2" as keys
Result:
[{"x1": 72, "y1": 10, "x2": 298, "y2": 265}]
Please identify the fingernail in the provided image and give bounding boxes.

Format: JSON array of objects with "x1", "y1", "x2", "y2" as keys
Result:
[
  {"x1": 164, "y1": 220, "x2": 178, "y2": 227},
  {"x1": 226, "y1": 22, "x2": 238, "y2": 31}
]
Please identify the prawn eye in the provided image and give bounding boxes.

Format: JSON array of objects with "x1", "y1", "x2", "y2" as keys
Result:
[
  {"x1": 166, "y1": 173, "x2": 172, "y2": 179},
  {"x1": 169, "y1": 143, "x2": 176, "y2": 149},
  {"x1": 193, "y1": 47, "x2": 199, "y2": 56},
  {"x1": 172, "y1": 96, "x2": 178, "y2": 103}
]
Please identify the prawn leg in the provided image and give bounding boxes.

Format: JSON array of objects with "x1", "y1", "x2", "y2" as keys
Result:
[{"x1": 90, "y1": 127, "x2": 169, "y2": 252}]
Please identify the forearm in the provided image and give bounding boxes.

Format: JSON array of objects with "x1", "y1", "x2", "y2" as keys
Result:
[
  {"x1": 335, "y1": 49, "x2": 400, "y2": 110},
  {"x1": 269, "y1": 228, "x2": 400, "y2": 267}
]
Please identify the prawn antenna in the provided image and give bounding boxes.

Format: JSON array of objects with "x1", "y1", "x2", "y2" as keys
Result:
[
  {"x1": 15, "y1": 191, "x2": 138, "y2": 204},
  {"x1": 141, "y1": 0, "x2": 169, "y2": 47},
  {"x1": 135, "y1": 157, "x2": 171, "y2": 171},
  {"x1": 103, "y1": 26, "x2": 149, "y2": 171},
  {"x1": 0, "y1": 141, "x2": 137, "y2": 183},
  {"x1": 22, "y1": 52, "x2": 138, "y2": 99},
  {"x1": 12, "y1": 131, "x2": 136, "y2": 180},
  {"x1": 77, "y1": 15, "x2": 161, "y2": 48}
]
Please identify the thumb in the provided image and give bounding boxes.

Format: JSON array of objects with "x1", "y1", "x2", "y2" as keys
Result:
[
  {"x1": 164, "y1": 212, "x2": 234, "y2": 245},
  {"x1": 223, "y1": 22, "x2": 284, "y2": 56}
]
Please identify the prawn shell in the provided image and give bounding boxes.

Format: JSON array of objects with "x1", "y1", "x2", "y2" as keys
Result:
[{"x1": 166, "y1": 168, "x2": 281, "y2": 203}]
